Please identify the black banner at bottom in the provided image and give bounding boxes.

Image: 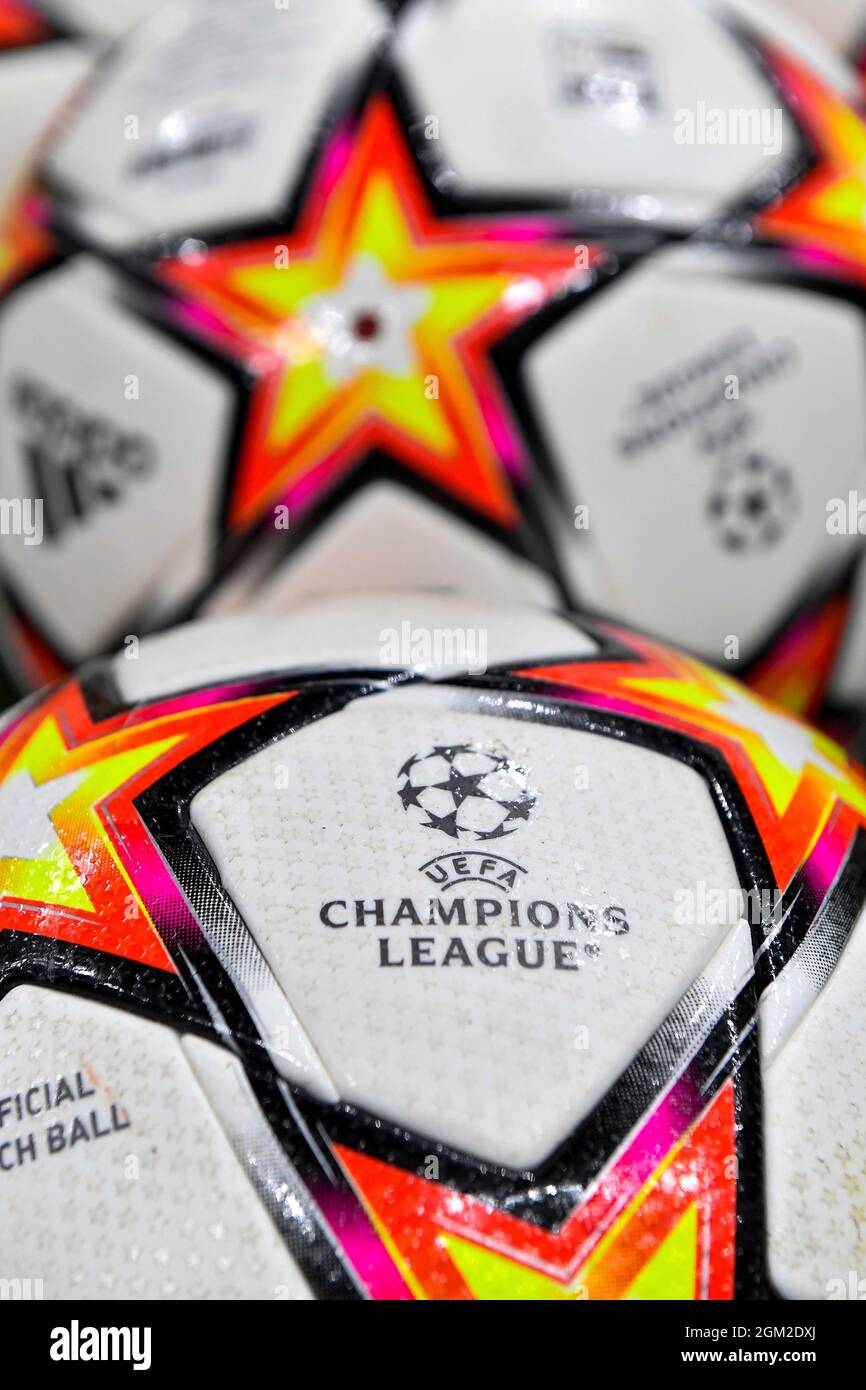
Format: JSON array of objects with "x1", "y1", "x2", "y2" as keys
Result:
[{"x1": 0, "y1": 1296, "x2": 856, "y2": 1375}]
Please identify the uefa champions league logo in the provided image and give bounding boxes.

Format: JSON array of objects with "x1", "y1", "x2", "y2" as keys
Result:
[{"x1": 313, "y1": 739, "x2": 630, "y2": 960}]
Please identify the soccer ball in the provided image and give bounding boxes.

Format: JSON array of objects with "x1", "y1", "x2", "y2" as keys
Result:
[
  {"x1": 0, "y1": 589, "x2": 864, "y2": 1300},
  {"x1": 0, "y1": 1, "x2": 159, "y2": 216},
  {"x1": 1, "y1": 0, "x2": 866, "y2": 739}
]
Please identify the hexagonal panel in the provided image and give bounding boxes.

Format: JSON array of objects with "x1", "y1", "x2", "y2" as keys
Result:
[
  {"x1": 397, "y1": 0, "x2": 796, "y2": 227},
  {"x1": 46, "y1": 0, "x2": 389, "y2": 246},
  {"x1": 206, "y1": 483, "x2": 559, "y2": 621},
  {"x1": 526, "y1": 243, "x2": 866, "y2": 663},
  {"x1": 190, "y1": 680, "x2": 743, "y2": 1168},
  {"x1": 764, "y1": 898, "x2": 866, "y2": 1299},
  {"x1": 0, "y1": 985, "x2": 311, "y2": 1298},
  {"x1": 0, "y1": 255, "x2": 233, "y2": 659},
  {"x1": 114, "y1": 591, "x2": 597, "y2": 702}
]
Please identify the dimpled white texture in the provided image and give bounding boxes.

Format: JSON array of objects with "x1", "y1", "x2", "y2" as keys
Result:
[
  {"x1": 397, "y1": 0, "x2": 794, "y2": 227},
  {"x1": 190, "y1": 683, "x2": 742, "y2": 1169},
  {"x1": 0, "y1": 257, "x2": 232, "y2": 660},
  {"x1": 0, "y1": 986, "x2": 310, "y2": 1300},
  {"x1": 764, "y1": 902, "x2": 866, "y2": 1299},
  {"x1": 46, "y1": 0, "x2": 388, "y2": 246},
  {"x1": 526, "y1": 245, "x2": 866, "y2": 664},
  {"x1": 114, "y1": 593, "x2": 596, "y2": 703}
]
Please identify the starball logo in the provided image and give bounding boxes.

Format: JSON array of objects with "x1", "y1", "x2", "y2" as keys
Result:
[
  {"x1": 397, "y1": 743, "x2": 536, "y2": 843},
  {"x1": 318, "y1": 741, "x2": 631, "y2": 972}
]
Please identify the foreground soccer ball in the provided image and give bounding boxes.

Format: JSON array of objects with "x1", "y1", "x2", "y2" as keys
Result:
[
  {"x1": 1, "y1": 590, "x2": 865, "y2": 1300},
  {"x1": 1, "y1": 0, "x2": 866, "y2": 739}
]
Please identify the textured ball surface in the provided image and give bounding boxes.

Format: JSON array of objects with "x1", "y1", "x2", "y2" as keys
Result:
[{"x1": 1, "y1": 591, "x2": 865, "y2": 1299}]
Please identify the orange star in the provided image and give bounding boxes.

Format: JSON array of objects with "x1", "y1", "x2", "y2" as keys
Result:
[{"x1": 160, "y1": 96, "x2": 599, "y2": 533}]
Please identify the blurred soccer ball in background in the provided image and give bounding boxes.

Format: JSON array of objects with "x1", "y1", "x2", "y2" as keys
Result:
[{"x1": 0, "y1": 0, "x2": 865, "y2": 742}]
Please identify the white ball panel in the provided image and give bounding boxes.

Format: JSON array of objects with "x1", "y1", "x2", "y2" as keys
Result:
[
  {"x1": 0, "y1": 985, "x2": 310, "y2": 1299},
  {"x1": 765, "y1": 900, "x2": 866, "y2": 1300},
  {"x1": 191, "y1": 682, "x2": 743, "y2": 1168},
  {"x1": 526, "y1": 245, "x2": 866, "y2": 663},
  {"x1": 114, "y1": 591, "x2": 597, "y2": 702},
  {"x1": 0, "y1": 41, "x2": 89, "y2": 214},
  {"x1": 204, "y1": 483, "x2": 559, "y2": 619},
  {"x1": 771, "y1": 0, "x2": 866, "y2": 53},
  {"x1": 45, "y1": 0, "x2": 389, "y2": 246},
  {"x1": 0, "y1": 256, "x2": 233, "y2": 659},
  {"x1": 397, "y1": 0, "x2": 795, "y2": 227}
]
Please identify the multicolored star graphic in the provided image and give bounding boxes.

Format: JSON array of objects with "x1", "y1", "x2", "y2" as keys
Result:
[
  {"x1": 519, "y1": 624, "x2": 866, "y2": 891},
  {"x1": 158, "y1": 95, "x2": 599, "y2": 534},
  {"x1": 758, "y1": 44, "x2": 866, "y2": 281},
  {"x1": 334, "y1": 1079, "x2": 738, "y2": 1301},
  {"x1": 0, "y1": 675, "x2": 296, "y2": 967}
]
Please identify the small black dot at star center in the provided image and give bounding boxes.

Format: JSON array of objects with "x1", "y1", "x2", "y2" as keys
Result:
[{"x1": 353, "y1": 311, "x2": 382, "y2": 342}]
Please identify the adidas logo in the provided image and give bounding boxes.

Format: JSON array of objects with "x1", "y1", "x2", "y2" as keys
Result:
[{"x1": 10, "y1": 374, "x2": 156, "y2": 542}]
